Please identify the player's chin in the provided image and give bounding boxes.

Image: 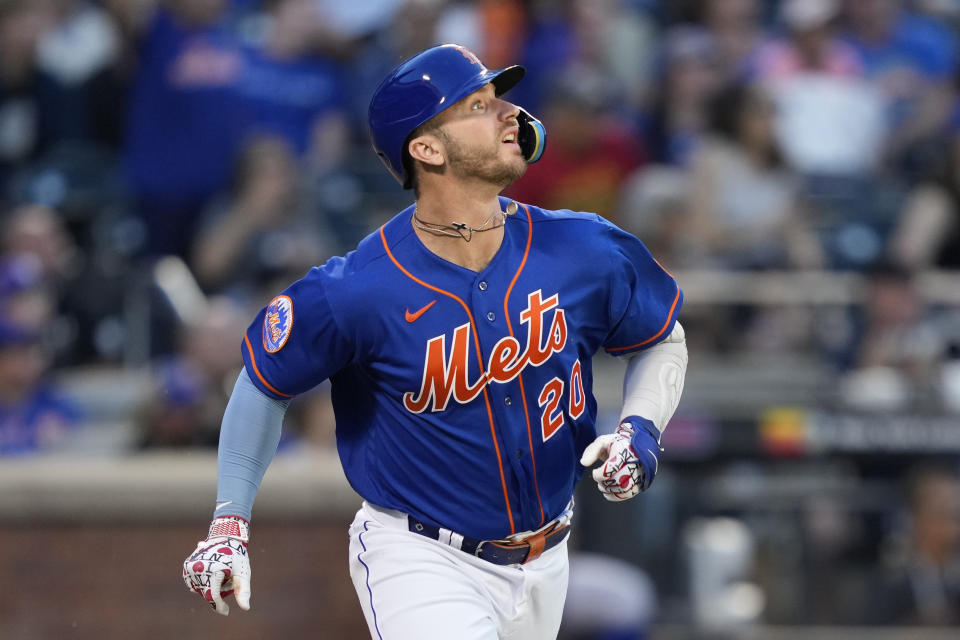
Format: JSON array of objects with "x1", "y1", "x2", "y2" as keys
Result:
[
  {"x1": 496, "y1": 159, "x2": 527, "y2": 188},
  {"x1": 502, "y1": 149, "x2": 527, "y2": 173}
]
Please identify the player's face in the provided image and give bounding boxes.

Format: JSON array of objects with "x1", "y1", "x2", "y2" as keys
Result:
[{"x1": 436, "y1": 84, "x2": 527, "y2": 188}]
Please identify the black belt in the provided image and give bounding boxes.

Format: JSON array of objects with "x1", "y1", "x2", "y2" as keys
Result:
[{"x1": 407, "y1": 516, "x2": 569, "y2": 566}]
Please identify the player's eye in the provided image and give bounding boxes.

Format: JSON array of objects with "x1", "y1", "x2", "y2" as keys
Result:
[{"x1": 471, "y1": 100, "x2": 485, "y2": 111}]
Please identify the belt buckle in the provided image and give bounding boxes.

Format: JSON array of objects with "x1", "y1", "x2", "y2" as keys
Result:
[
  {"x1": 474, "y1": 519, "x2": 568, "y2": 565},
  {"x1": 520, "y1": 530, "x2": 548, "y2": 564}
]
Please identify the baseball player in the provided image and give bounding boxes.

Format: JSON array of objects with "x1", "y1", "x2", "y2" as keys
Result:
[{"x1": 182, "y1": 44, "x2": 688, "y2": 640}]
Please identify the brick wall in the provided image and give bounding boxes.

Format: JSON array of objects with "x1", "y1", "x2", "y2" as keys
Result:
[{"x1": 0, "y1": 520, "x2": 368, "y2": 640}]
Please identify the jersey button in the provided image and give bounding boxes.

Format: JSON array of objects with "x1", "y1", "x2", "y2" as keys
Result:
[
  {"x1": 486, "y1": 311, "x2": 495, "y2": 321},
  {"x1": 504, "y1": 396, "x2": 512, "y2": 406},
  {"x1": 478, "y1": 281, "x2": 488, "y2": 291}
]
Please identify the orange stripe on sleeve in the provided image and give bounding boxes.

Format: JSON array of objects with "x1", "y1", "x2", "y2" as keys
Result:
[
  {"x1": 606, "y1": 283, "x2": 681, "y2": 353},
  {"x1": 244, "y1": 333, "x2": 295, "y2": 398}
]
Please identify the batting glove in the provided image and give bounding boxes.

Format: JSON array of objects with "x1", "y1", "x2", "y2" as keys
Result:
[
  {"x1": 182, "y1": 516, "x2": 252, "y2": 615},
  {"x1": 580, "y1": 416, "x2": 663, "y2": 501}
]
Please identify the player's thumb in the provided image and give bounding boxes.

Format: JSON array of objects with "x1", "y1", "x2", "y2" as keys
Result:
[
  {"x1": 234, "y1": 576, "x2": 251, "y2": 611},
  {"x1": 580, "y1": 438, "x2": 608, "y2": 467}
]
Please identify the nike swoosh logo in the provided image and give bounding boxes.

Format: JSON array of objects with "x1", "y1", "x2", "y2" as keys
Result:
[
  {"x1": 215, "y1": 501, "x2": 233, "y2": 511},
  {"x1": 405, "y1": 300, "x2": 437, "y2": 323},
  {"x1": 647, "y1": 450, "x2": 659, "y2": 474}
]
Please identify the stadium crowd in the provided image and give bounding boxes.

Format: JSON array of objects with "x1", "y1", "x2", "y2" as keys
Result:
[{"x1": 1, "y1": 0, "x2": 959, "y2": 632}]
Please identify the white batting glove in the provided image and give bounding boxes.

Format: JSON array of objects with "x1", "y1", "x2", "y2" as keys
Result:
[
  {"x1": 580, "y1": 417, "x2": 663, "y2": 501},
  {"x1": 182, "y1": 516, "x2": 252, "y2": 615}
]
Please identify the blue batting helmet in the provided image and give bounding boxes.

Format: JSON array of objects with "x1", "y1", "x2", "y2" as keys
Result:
[{"x1": 369, "y1": 44, "x2": 536, "y2": 189}]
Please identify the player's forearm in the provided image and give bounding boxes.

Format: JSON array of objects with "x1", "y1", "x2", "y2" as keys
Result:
[
  {"x1": 215, "y1": 367, "x2": 291, "y2": 521},
  {"x1": 618, "y1": 322, "x2": 688, "y2": 435}
]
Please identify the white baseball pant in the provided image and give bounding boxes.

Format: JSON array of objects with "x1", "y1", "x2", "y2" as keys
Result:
[{"x1": 348, "y1": 501, "x2": 569, "y2": 640}]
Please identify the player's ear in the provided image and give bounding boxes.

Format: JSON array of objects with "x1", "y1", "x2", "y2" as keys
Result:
[{"x1": 408, "y1": 132, "x2": 445, "y2": 169}]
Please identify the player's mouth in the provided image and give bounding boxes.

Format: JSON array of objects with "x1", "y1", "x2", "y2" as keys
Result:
[{"x1": 501, "y1": 128, "x2": 519, "y2": 147}]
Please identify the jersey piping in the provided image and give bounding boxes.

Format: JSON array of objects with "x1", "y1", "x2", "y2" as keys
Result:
[
  {"x1": 244, "y1": 333, "x2": 295, "y2": 397},
  {"x1": 379, "y1": 225, "x2": 517, "y2": 535},
  {"x1": 604, "y1": 281, "x2": 681, "y2": 353},
  {"x1": 503, "y1": 202, "x2": 546, "y2": 527}
]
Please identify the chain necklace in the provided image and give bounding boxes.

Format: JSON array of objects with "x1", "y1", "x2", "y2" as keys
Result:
[{"x1": 413, "y1": 201, "x2": 519, "y2": 242}]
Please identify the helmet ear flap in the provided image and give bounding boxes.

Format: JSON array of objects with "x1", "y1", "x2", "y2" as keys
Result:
[{"x1": 517, "y1": 108, "x2": 547, "y2": 164}]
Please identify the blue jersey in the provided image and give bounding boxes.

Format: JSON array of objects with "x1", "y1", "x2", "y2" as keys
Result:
[
  {"x1": 124, "y1": 9, "x2": 247, "y2": 201},
  {"x1": 241, "y1": 198, "x2": 682, "y2": 540},
  {"x1": 238, "y1": 48, "x2": 347, "y2": 156}
]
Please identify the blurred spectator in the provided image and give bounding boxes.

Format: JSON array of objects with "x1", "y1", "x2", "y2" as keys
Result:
[
  {"x1": 915, "y1": 0, "x2": 960, "y2": 32},
  {"x1": 190, "y1": 135, "x2": 329, "y2": 296},
  {"x1": 754, "y1": 0, "x2": 887, "y2": 177},
  {"x1": 123, "y1": 0, "x2": 247, "y2": 258},
  {"x1": 103, "y1": 0, "x2": 164, "y2": 89},
  {"x1": 617, "y1": 165, "x2": 694, "y2": 269},
  {"x1": 136, "y1": 295, "x2": 247, "y2": 449},
  {"x1": 1, "y1": 202, "x2": 77, "y2": 283},
  {"x1": 836, "y1": 262, "x2": 945, "y2": 411},
  {"x1": 313, "y1": 0, "x2": 406, "y2": 131},
  {"x1": 137, "y1": 289, "x2": 336, "y2": 451},
  {"x1": 687, "y1": 82, "x2": 822, "y2": 270},
  {"x1": 282, "y1": 381, "x2": 337, "y2": 453},
  {"x1": 506, "y1": 66, "x2": 645, "y2": 223},
  {"x1": 313, "y1": 0, "x2": 404, "y2": 48},
  {"x1": 0, "y1": 0, "x2": 58, "y2": 183},
  {"x1": 238, "y1": 0, "x2": 350, "y2": 172},
  {"x1": 35, "y1": 0, "x2": 124, "y2": 150},
  {"x1": 0, "y1": 0, "x2": 126, "y2": 187},
  {"x1": 888, "y1": 120, "x2": 960, "y2": 270},
  {"x1": 701, "y1": 0, "x2": 769, "y2": 82},
  {"x1": 752, "y1": 0, "x2": 863, "y2": 81},
  {"x1": 0, "y1": 202, "x2": 127, "y2": 365},
  {"x1": 137, "y1": 355, "x2": 218, "y2": 448},
  {"x1": 435, "y1": 0, "x2": 527, "y2": 70},
  {"x1": 645, "y1": 26, "x2": 722, "y2": 166},
  {"x1": 0, "y1": 203, "x2": 88, "y2": 359},
  {"x1": 677, "y1": 81, "x2": 823, "y2": 352},
  {"x1": 800, "y1": 494, "x2": 872, "y2": 624},
  {"x1": 0, "y1": 0, "x2": 126, "y2": 237},
  {"x1": 513, "y1": 0, "x2": 658, "y2": 116},
  {"x1": 565, "y1": 0, "x2": 660, "y2": 115},
  {"x1": 842, "y1": 0, "x2": 959, "y2": 175},
  {"x1": 868, "y1": 464, "x2": 960, "y2": 625},
  {"x1": 510, "y1": 1, "x2": 576, "y2": 114},
  {"x1": 0, "y1": 255, "x2": 53, "y2": 329},
  {"x1": 0, "y1": 314, "x2": 81, "y2": 455},
  {"x1": 387, "y1": 0, "x2": 447, "y2": 62}
]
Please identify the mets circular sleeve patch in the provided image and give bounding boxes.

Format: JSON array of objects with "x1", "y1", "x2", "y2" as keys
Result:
[{"x1": 262, "y1": 295, "x2": 294, "y2": 353}]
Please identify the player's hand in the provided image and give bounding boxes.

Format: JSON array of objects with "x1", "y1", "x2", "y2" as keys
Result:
[
  {"x1": 182, "y1": 516, "x2": 252, "y2": 615},
  {"x1": 579, "y1": 417, "x2": 662, "y2": 501}
]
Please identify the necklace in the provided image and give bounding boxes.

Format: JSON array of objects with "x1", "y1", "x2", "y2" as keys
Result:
[{"x1": 412, "y1": 201, "x2": 519, "y2": 242}]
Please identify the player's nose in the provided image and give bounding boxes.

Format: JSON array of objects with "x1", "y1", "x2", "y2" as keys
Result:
[{"x1": 496, "y1": 98, "x2": 521, "y2": 123}]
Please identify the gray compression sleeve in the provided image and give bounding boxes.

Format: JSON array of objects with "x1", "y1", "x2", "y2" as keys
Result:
[{"x1": 214, "y1": 367, "x2": 291, "y2": 521}]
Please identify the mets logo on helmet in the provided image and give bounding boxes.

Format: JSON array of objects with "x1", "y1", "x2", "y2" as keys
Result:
[
  {"x1": 263, "y1": 295, "x2": 293, "y2": 353},
  {"x1": 453, "y1": 44, "x2": 482, "y2": 66}
]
